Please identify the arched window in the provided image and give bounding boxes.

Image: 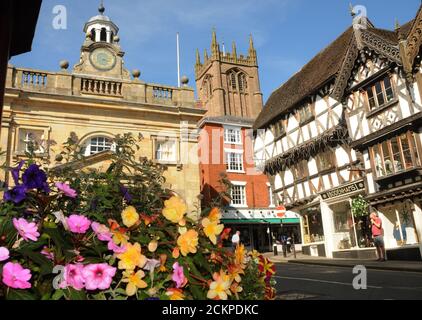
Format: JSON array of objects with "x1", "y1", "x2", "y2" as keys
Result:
[
  {"x1": 238, "y1": 73, "x2": 247, "y2": 92},
  {"x1": 83, "y1": 136, "x2": 115, "y2": 156},
  {"x1": 90, "y1": 28, "x2": 96, "y2": 41},
  {"x1": 202, "y1": 76, "x2": 213, "y2": 99},
  {"x1": 100, "y1": 28, "x2": 107, "y2": 42},
  {"x1": 230, "y1": 72, "x2": 237, "y2": 90}
]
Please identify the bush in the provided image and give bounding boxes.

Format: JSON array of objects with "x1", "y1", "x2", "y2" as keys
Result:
[{"x1": 0, "y1": 134, "x2": 275, "y2": 300}]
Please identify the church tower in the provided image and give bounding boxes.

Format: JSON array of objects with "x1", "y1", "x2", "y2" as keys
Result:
[
  {"x1": 195, "y1": 31, "x2": 263, "y2": 119},
  {"x1": 73, "y1": 2, "x2": 130, "y2": 80}
]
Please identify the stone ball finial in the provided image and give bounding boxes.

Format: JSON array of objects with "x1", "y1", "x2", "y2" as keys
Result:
[
  {"x1": 113, "y1": 35, "x2": 120, "y2": 43},
  {"x1": 132, "y1": 69, "x2": 141, "y2": 79},
  {"x1": 98, "y1": 2, "x2": 105, "y2": 14},
  {"x1": 181, "y1": 75, "x2": 189, "y2": 85},
  {"x1": 59, "y1": 60, "x2": 69, "y2": 70}
]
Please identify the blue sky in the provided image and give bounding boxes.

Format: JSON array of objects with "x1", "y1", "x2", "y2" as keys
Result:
[{"x1": 11, "y1": 0, "x2": 421, "y2": 103}]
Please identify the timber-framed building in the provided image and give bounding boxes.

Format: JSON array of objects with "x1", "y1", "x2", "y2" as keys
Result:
[{"x1": 254, "y1": 6, "x2": 422, "y2": 260}]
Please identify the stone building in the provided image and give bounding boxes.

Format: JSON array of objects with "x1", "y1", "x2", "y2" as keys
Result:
[{"x1": 1, "y1": 4, "x2": 205, "y2": 213}]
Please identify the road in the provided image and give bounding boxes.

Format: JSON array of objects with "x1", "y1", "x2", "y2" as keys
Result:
[{"x1": 275, "y1": 263, "x2": 422, "y2": 300}]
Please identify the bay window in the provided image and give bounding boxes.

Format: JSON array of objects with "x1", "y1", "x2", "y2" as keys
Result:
[{"x1": 370, "y1": 131, "x2": 421, "y2": 178}]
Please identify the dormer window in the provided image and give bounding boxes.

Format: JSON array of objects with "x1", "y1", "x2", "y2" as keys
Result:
[{"x1": 365, "y1": 75, "x2": 395, "y2": 110}]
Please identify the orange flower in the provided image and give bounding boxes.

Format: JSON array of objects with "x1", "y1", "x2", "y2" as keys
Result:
[
  {"x1": 117, "y1": 242, "x2": 147, "y2": 271},
  {"x1": 202, "y1": 218, "x2": 224, "y2": 245},
  {"x1": 234, "y1": 244, "x2": 247, "y2": 268},
  {"x1": 228, "y1": 263, "x2": 244, "y2": 283},
  {"x1": 207, "y1": 269, "x2": 232, "y2": 300},
  {"x1": 177, "y1": 229, "x2": 198, "y2": 256},
  {"x1": 162, "y1": 196, "x2": 187, "y2": 225},
  {"x1": 166, "y1": 288, "x2": 185, "y2": 300},
  {"x1": 208, "y1": 207, "x2": 222, "y2": 223}
]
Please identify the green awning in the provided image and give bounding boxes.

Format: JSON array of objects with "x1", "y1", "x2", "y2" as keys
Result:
[{"x1": 221, "y1": 218, "x2": 300, "y2": 225}]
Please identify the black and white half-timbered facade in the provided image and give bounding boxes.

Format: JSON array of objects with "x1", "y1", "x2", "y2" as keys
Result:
[{"x1": 254, "y1": 6, "x2": 422, "y2": 260}]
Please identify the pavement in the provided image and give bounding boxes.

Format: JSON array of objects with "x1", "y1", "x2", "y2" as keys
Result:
[{"x1": 263, "y1": 252, "x2": 422, "y2": 273}]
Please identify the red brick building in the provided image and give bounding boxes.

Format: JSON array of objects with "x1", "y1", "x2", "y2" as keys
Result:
[{"x1": 195, "y1": 32, "x2": 284, "y2": 251}]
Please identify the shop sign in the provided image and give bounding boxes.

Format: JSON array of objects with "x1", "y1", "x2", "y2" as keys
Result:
[{"x1": 320, "y1": 181, "x2": 365, "y2": 200}]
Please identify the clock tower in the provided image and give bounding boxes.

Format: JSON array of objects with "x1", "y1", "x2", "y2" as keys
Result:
[{"x1": 73, "y1": 2, "x2": 130, "y2": 80}]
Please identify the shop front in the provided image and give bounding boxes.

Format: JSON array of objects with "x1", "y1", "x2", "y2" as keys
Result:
[
  {"x1": 371, "y1": 197, "x2": 422, "y2": 261},
  {"x1": 300, "y1": 180, "x2": 377, "y2": 258},
  {"x1": 221, "y1": 208, "x2": 301, "y2": 252}
]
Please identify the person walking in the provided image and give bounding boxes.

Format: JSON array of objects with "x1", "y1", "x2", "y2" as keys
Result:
[
  {"x1": 231, "y1": 230, "x2": 240, "y2": 250},
  {"x1": 370, "y1": 212, "x2": 386, "y2": 262}
]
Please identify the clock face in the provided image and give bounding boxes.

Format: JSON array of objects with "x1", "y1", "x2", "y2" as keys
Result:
[{"x1": 90, "y1": 48, "x2": 116, "y2": 71}]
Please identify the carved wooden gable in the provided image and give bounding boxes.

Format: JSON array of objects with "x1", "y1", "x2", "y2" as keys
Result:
[{"x1": 331, "y1": 29, "x2": 401, "y2": 102}]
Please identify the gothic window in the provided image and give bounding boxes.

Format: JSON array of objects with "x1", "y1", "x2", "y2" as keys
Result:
[
  {"x1": 365, "y1": 75, "x2": 395, "y2": 110},
  {"x1": 230, "y1": 72, "x2": 237, "y2": 90},
  {"x1": 202, "y1": 76, "x2": 212, "y2": 99},
  {"x1": 100, "y1": 28, "x2": 107, "y2": 42},
  {"x1": 370, "y1": 132, "x2": 421, "y2": 178},
  {"x1": 238, "y1": 73, "x2": 247, "y2": 92},
  {"x1": 228, "y1": 70, "x2": 248, "y2": 92}
]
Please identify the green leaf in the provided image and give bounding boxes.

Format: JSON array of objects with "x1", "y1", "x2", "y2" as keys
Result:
[
  {"x1": 7, "y1": 289, "x2": 37, "y2": 300},
  {"x1": 51, "y1": 289, "x2": 65, "y2": 300},
  {"x1": 65, "y1": 288, "x2": 87, "y2": 300}
]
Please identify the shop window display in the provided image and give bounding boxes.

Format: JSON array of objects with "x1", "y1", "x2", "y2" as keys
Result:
[{"x1": 301, "y1": 207, "x2": 324, "y2": 244}]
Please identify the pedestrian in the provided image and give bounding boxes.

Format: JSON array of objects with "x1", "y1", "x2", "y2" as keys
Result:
[
  {"x1": 231, "y1": 230, "x2": 240, "y2": 250},
  {"x1": 286, "y1": 235, "x2": 292, "y2": 253},
  {"x1": 280, "y1": 234, "x2": 288, "y2": 257},
  {"x1": 370, "y1": 212, "x2": 386, "y2": 262}
]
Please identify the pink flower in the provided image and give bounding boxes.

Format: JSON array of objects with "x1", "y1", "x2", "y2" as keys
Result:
[
  {"x1": 55, "y1": 182, "x2": 77, "y2": 198},
  {"x1": 91, "y1": 222, "x2": 113, "y2": 242},
  {"x1": 2, "y1": 262, "x2": 32, "y2": 289},
  {"x1": 13, "y1": 218, "x2": 40, "y2": 242},
  {"x1": 107, "y1": 240, "x2": 127, "y2": 254},
  {"x1": 172, "y1": 262, "x2": 187, "y2": 288},
  {"x1": 66, "y1": 215, "x2": 91, "y2": 234},
  {"x1": 60, "y1": 264, "x2": 85, "y2": 290},
  {"x1": 82, "y1": 263, "x2": 116, "y2": 291},
  {"x1": 41, "y1": 246, "x2": 54, "y2": 261},
  {"x1": 0, "y1": 247, "x2": 10, "y2": 262}
]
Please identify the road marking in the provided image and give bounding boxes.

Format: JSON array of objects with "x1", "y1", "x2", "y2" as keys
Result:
[{"x1": 274, "y1": 275, "x2": 383, "y2": 289}]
